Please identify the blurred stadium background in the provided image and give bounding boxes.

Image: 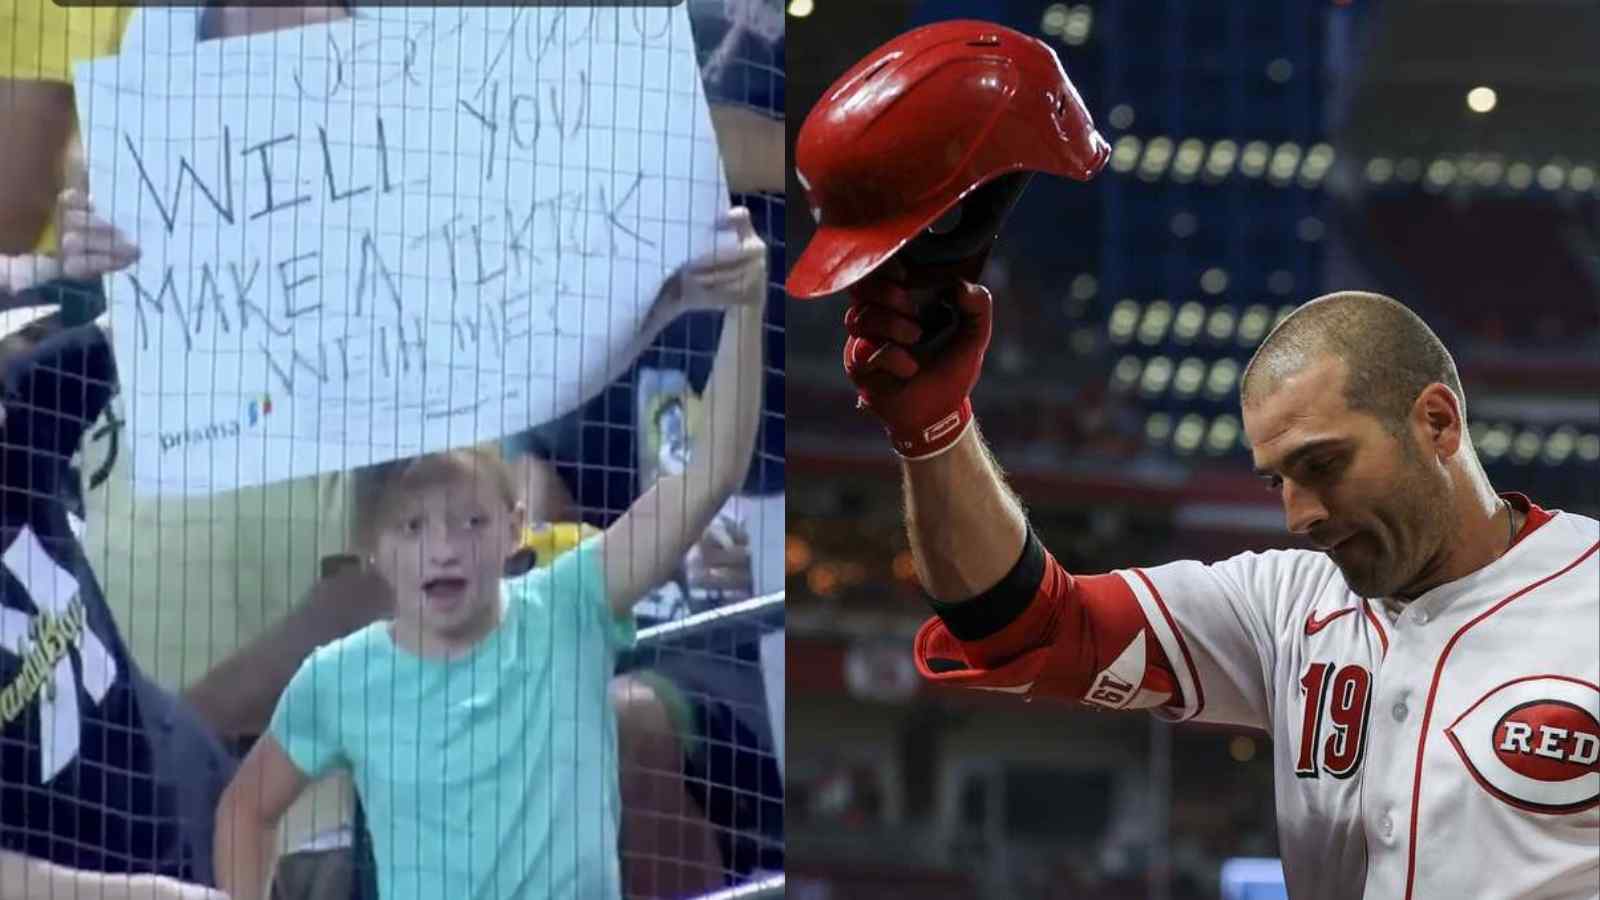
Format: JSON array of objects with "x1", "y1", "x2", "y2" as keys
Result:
[{"x1": 783, "y1": 1, "x2": 1599, "y2": 898}]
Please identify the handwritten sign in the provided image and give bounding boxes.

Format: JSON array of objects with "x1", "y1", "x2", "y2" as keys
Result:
[{"x1": 75, "y1": 7, "x2": 730, "y2": 495}]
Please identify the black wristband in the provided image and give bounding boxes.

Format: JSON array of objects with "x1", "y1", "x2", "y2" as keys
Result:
[{"x1": 927, "y1": 524, "x2": 1047, "y2": 641}]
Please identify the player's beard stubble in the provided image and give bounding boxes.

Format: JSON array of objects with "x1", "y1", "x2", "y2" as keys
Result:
[{"x1": 1328, "y1": 433, "x2": 1452, "y2": 601}]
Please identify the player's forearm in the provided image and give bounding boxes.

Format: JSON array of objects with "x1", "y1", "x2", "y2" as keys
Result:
[
  {"x1": 902, "y1": 421, "x2": 1029, "y2": 603},
  {"x1": 213, "y1": 796, "x2": 282, "y2": 900}
]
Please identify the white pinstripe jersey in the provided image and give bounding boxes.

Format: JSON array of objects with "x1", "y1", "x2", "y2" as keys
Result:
[{"x1": 1113, "y1": 499, "x2": 1599, "y2": 900}]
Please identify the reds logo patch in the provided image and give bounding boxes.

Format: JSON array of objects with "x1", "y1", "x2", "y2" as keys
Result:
[{"x1": 1445, "y1": 675, "x2": 1600, "y2": 814}]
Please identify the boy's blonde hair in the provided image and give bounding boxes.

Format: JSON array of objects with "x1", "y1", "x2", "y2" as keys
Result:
[{"x1": 352, "y1": 446, "x2": 519, "y2": 553}]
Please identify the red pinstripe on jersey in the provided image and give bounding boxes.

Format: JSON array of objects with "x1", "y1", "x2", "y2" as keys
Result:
[
  {"x1": 1362, "y1": 600, "x2": 1389, "y2": 657},
  {"x1": 1404, "y1": 539, "x2": 1600, "y2": 900},
  {"x1": 1132, "y1": 568, "x2": 1207, "y2": 721}
]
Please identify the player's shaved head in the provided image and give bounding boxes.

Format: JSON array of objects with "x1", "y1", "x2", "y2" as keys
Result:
[{"x1": 1241, "y1": 291, "x2": 1465, "y2": 435}]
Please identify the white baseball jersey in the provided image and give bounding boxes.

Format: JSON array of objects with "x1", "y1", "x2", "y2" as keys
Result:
[
  {"x1": 914, "y1": 495, "x2": 1599, "y2": 900},
  {"x1": 1122, "y1": 498, "x2": 1598, "y2": 899}
]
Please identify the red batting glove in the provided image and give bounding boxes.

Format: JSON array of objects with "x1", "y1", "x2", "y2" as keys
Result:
[{"x1": 842, "y1": 271, "x2": 993, "y2": 460}]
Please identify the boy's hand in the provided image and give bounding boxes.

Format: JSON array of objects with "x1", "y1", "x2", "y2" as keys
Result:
[{"x1": 666, "y1": 207, "x2": 768, "y2": 314}]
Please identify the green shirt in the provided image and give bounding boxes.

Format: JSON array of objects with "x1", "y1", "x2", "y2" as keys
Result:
[{"x1": 270, "y1": 538, "x2": 634, "y2": 900}]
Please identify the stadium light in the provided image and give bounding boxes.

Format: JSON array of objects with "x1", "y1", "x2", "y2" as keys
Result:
[
  {"x1": 1512, "y1": 430, "x2": 1542, "y2": 464},
  {"x1": 1145, "y1": 412, "x2": 1173, "y2": 446},
  {"x1": 1543, "y1": 428, "x2": 1576, "y2": 465},
  {"x1": 1174, "y1": 139, "x2": 1206, "y2": 182},
  {"x1": 1471, "y1": 157, "x2": 1504, "y2": 188},
  {"x1": 1206, "y1": 416, "x2": 1240, "y2": 455},
  {"x1": 785, "y1": 535, "x2": 812, "y2": 574},
  {"x1": 1506, "y1": 162, "x2": 1534, "y2": 190},
  {"x1": 1266, "y1": 59, "x2": 1293, "y2": 84},
  {"x1": 807, "y1": 565, "x2": 840, "y2": 596},
  {"x1": 1111, "y1": 135, "x2": 1142, "y2": 173},
  {"x1": 1174, "y1": 357, "x2": 1206, "y2": 398},
  {"x1": 1041, "y1": 2, "x2": 1068, "y2": 34},
  {"x1": 1061, "y1": 5, "x2": 1093, "y2": 45},
  {"x1": 1138, "y1": 300, "x2": 1174, "y2": 346},
  {"x1": 1140, "y1": 136, "x2": 1175, "y2": 182},
  {"x1": 1237, "y1": 304, "x2": 1273, "y2": 346},
  {"x1": 1174, "y1": 414, "x2": 1206, "y2": 455},
  {"x1": 787, "y1": 0, "x2": 814, "y2": 17},
  {"x1": 1111, "y1": 354, "x2": 1144, "y2": 392},
  {"x1": 1108, "y1": 300, "x2": 1141, "y2": 343},
  {"x1": 1206, "y1": 307, "x2": 1237, "y2": 343},
  {"x1": 1200, "y1": 267, "x2": 1229, "y2": 295},
  {"x1": 1108, "y1": 104, "x2": 1135, "y2": 130},
  {"x1": 1570, "y1": 166, "x2": 1596, "y2": 191},
  {"x1": 1577, "y1": 434, "x2": 1600, "y2": 463},
  {"x1": 1240, "y1": 141, "x2": 1271, "y2": 178},
  {"x1": 1479, "y1": 425, "x2": 1511, "y2": 461},
  {"x1": 1268, "y1": 143, "x2": 1302, "y2": 185},
  {"x1": 1140, "y1": 356, "x2": 1175, "y2": 396},
  {"x1": 1299, "y1": 143, "x2": 1335, "y2": 187},
  {"x1": 1205, "y1": 140, "x2": 1239, "y2": 181},
  {"x1": 1174, "y1": 301, "x2": 1206, "y2": 344},
  {"x1": 1537, "y1": 163, "x2": 1565, "y2": 191},
  {"x1": 1205, "y1": 359, "x2": 1240, "y2": 400},
  {"x1": 1425, "y1": 158, "x2": 1457, "y2": 190},
  {"x1": 1070, "y1": 273, "x2": 1099, "y2": 301},
  {"x1": 1365, "y1": 157, "x2": 1394, "y2": 184},
  {"x1": 1466, "y1": 86, "x2": 1497, "y2": 114}
]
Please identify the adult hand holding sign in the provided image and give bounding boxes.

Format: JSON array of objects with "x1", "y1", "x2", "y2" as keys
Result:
[{"x1": 1, "y1": 190, "x2": 139, "y2": 301}]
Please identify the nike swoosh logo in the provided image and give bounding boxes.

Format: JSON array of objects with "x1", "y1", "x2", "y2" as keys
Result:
[{"x1": 1305, "y1": 607, "x2": 1358, "y2": 637}]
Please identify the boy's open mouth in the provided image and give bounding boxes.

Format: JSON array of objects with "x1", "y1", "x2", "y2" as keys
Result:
[{"x1": 422, "y1": 576, "x2": 470, "y2": 612}]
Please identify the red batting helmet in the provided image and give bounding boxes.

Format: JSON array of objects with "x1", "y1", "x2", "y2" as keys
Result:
[{"x1": 786, "y1": 19, "x2": 1111, "y2": 299}]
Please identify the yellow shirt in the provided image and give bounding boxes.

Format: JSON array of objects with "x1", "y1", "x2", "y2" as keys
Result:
[{"x1": 0, "y1": 1, "x2": 130, "y2": 250}]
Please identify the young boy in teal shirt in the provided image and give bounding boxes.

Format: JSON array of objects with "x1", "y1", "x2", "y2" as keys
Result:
[{"x1": 214, "y1": 210, "x2": 768, "y2": 900}]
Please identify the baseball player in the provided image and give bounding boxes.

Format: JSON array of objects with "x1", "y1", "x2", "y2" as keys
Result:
[{"x1": 788, "y1": 21, "x2": 1600, "y2": 900}]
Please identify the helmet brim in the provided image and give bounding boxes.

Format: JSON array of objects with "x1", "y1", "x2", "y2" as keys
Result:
[
  {"x1": 785, "y1": 188, "x2": 967, "y2": 300},
  {"x1": 788, "y1": 134, "x2": 1111, "y2": 300}
]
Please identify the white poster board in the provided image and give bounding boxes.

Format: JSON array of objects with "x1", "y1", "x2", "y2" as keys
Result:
[{"x1": 75, "y1": 7, "x2": 730, "y2": 495}]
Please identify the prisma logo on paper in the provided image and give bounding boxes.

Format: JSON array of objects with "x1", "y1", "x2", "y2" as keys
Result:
[
  {"x1": 246, "y1": 395, "x2": 273, "y2": 426},
  {"x1": 158, "y1": 395, "x2": 274, "y2": 453}
]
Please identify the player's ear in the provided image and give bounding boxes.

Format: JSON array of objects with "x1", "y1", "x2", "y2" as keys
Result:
[{"x1": 1414, "y1": 382, "x2": 1463, "y2": 458}]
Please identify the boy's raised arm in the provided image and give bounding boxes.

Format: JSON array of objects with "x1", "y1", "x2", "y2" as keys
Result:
[{"x1": 600, "y1": 210, "x2": 767, "y2": 616}]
